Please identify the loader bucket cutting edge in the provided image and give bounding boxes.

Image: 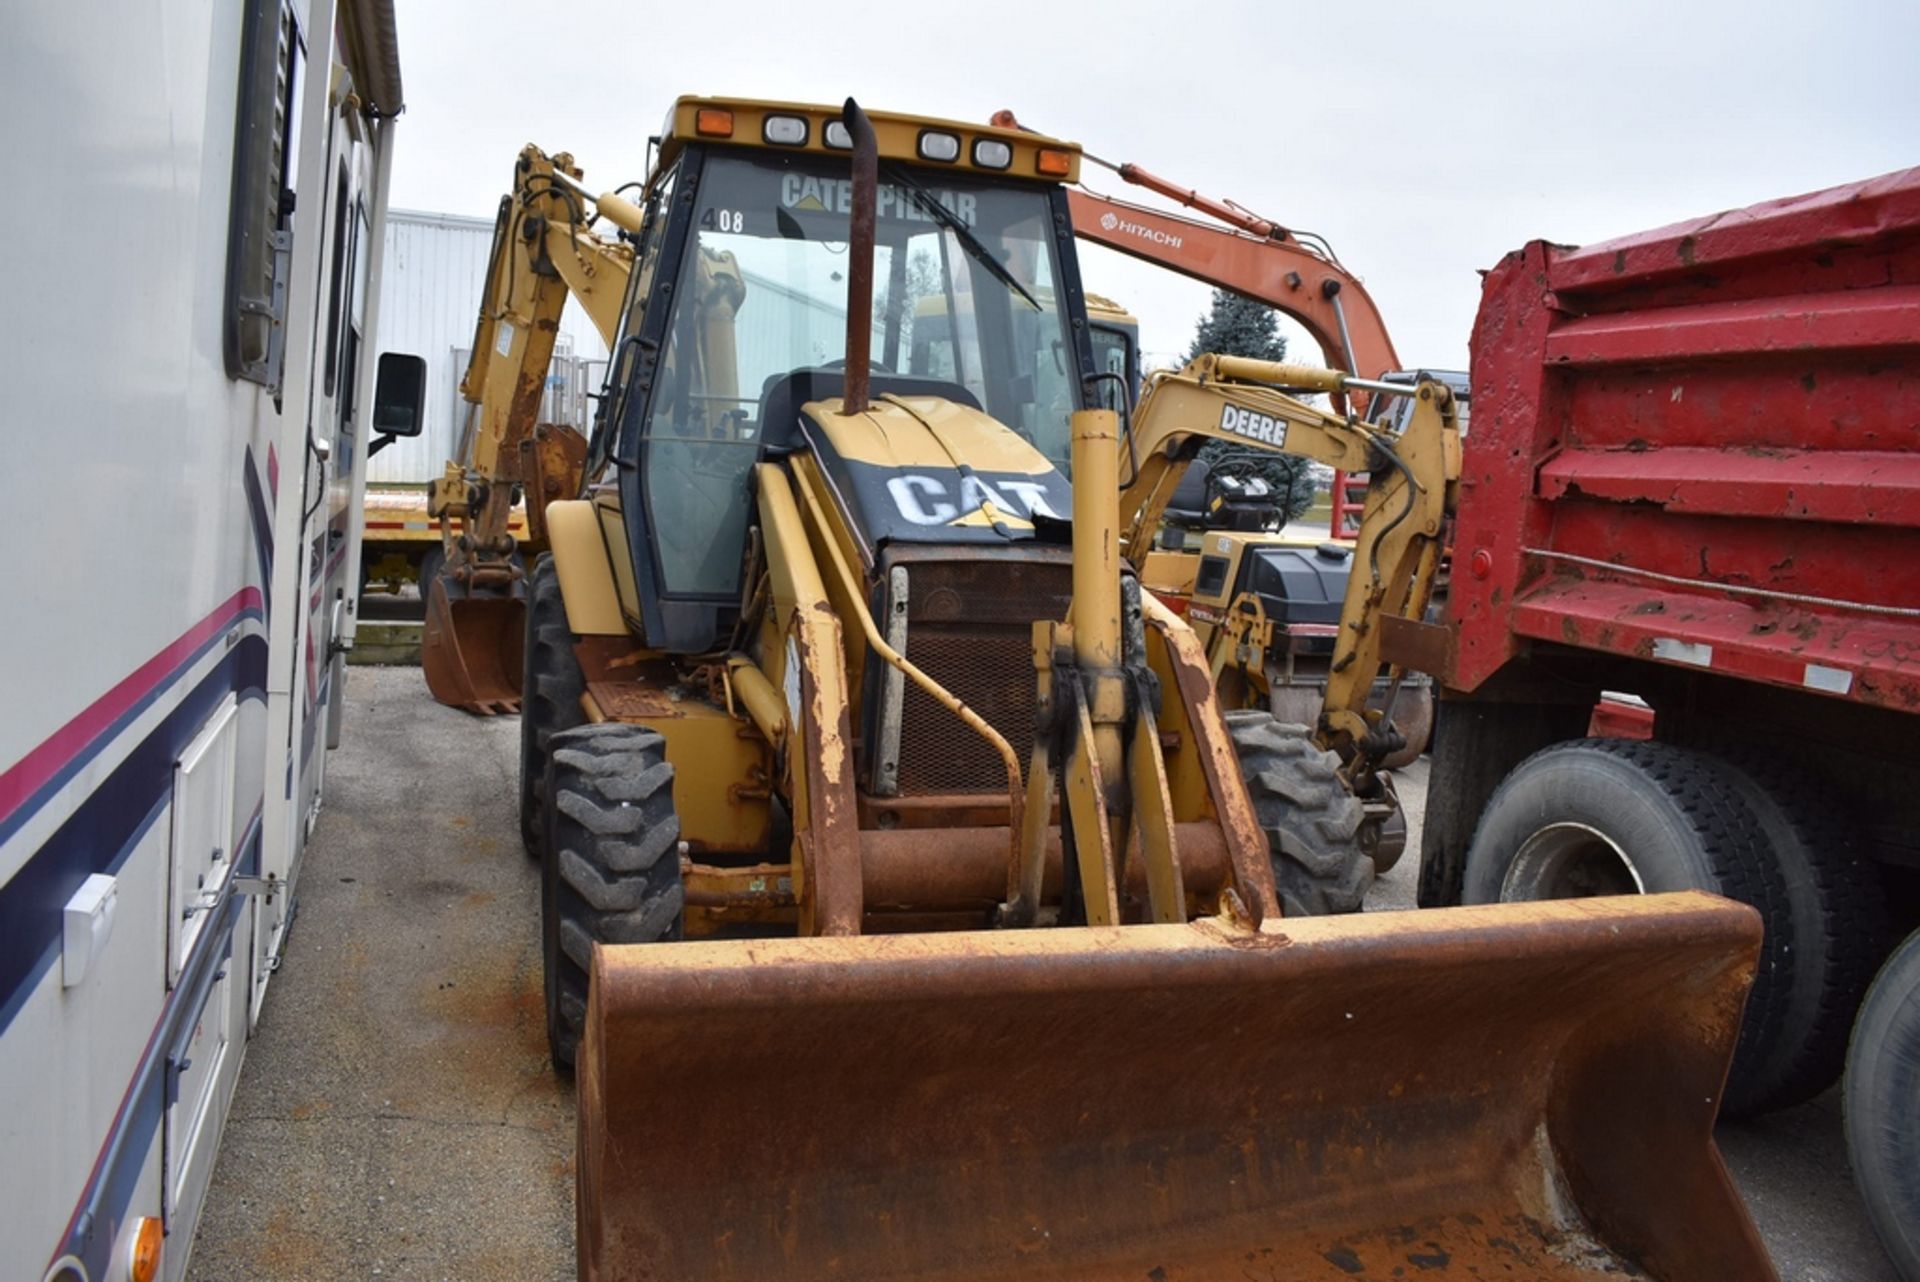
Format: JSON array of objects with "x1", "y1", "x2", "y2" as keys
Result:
[
  {"x1": 421, "y1": 575, "x2": 525, "y2": 715},
  {"x1": 578, "y1": 891, "x2": 1775, "y2": 1282}
]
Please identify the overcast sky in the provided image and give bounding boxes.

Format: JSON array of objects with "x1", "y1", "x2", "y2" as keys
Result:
[{"x1": 387, "y1": 0, "x2": 1917, "y2": 372}]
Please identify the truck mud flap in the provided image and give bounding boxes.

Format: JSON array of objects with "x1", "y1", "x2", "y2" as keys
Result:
[
  {"x1": 577, "y1": 891, "x2": 1775, "y2": 1281},
  {"x1": 421, "y1": 575, "x2": 525, "y2": 715}
]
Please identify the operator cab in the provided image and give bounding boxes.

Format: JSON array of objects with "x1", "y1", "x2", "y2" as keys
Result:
[
  {"x1": 592, "y1": 99, "x2": 1098, "y2": 652},
  {"x1": 1367, "y1": 369, "x2": 1470, "y2": 433}
]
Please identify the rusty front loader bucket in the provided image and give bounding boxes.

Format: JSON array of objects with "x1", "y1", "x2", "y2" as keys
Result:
[
  {"x1": 579, "y1": 892, "x2": 1775, "y2": 1282},
  {"x1": 421, "y1": 572, "x2": 525, "y2": 715}
]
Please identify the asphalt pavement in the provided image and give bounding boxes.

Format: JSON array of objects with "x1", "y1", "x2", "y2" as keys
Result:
[{"x1": 188, "y1": 665, "x2": 1901, "y2": 1281}]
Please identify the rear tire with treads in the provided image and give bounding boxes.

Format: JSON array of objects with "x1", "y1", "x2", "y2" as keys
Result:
[
  {"x1": 520, "y1": 554, "x2": 586, "y2": 860},
  {"x1": 1226, "y1": 710, "x2": 1372, "y2": 916},
  {"x1": 542, "y1": 723, "x2": 684, "y2": 1073},
  {"x1": 1707, "y1": 751, "x2": 1888, "y2": 1112},
  {"x1": 1845, "y1": 928, "x2": 1920, "y2": 1282},
  {"x1": 1461, "y1": 738, "x2": 1792, "y2": 1116}
]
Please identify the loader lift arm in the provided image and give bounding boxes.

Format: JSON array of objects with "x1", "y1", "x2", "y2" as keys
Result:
[
  {"x1": 1118, "y1": 354, "x2": 1460, "y2": 780},
  {"x1": 421, "y1": 146, "x2": 641, "y2": 712}
]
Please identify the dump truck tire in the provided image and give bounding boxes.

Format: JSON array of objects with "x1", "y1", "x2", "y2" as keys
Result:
[
  {"x1": 519, "y1": 554, "x2": 586, "y2": 860},
  {"x1": 1461, "y1": 737, "x2": 1792, "y2": 1116},
  {"x1": 1708, "y1": 751, "x2": 1889, "y2": 1113},
  {"x1": 541, "y1": 723, "x2": 683, "y2": 1072},
  {"x1": 1845, "y1": 928, "x2": 1920, "y2": 1282},
  {"x1": 1225, "y1": 710, "x2": 1372, "y2": 915}
]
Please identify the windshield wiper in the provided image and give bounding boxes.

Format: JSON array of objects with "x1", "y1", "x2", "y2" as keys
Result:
[{"x1": 884, "y1": 163, "x2": 1040, "y2": 312}]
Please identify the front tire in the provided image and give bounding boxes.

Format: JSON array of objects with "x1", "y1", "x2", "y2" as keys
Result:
[
  {"x1": 1226, "y1": 710, "x2": 1372, "y2": 916},
  {"x1": 542, "y1": 723, "x2": 684, "y2": 1073},
  {"x1": 1846, "y1": 929, "x2": 1920, "y2": 1282},
  {"x1": 1460, "y1": 738, "x2": 1792, "y2": 1116},
  {"x1": 520, "y1": 554, "x2": 587, "y2": 859}
]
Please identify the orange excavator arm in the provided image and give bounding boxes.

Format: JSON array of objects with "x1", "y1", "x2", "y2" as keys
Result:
[{"x1": 990, "y1": 110, "x2": 1400, "y2": 415}]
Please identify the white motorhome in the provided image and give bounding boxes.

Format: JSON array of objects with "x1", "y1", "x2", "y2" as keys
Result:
[{"x1": 0, "y1": 3, "x2": 414, "y2": 1279}]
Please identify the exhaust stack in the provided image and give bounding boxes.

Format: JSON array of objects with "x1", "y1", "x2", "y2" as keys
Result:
[{"x1": 840, "y1": 98, "x2": 877, "y2": 415}]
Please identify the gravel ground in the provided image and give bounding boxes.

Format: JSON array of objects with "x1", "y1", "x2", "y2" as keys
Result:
[
  {"x1": 188, "y1": 667, "x2": 1899, "y2": 1280},
  {"x1": 187, "y1": 666, "x2": 572, "y2": 1282}
]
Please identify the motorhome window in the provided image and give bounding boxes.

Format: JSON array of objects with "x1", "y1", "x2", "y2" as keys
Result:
[
  {"x1": 638, "y1": 151, "x2": 1079, "y2": 598},
  {"x1": 222, "y1": 0, "x2": 302, "y2": 389},
  {"x1": 323, "y1": 161, "x2": 350, "y2": 398},
  {"x1": 335, "y1": 199, "x2": 369, "y2": 473}
]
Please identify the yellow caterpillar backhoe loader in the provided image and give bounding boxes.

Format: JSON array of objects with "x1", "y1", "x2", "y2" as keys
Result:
[{"x1": 512, "y1": 98, "x2": 1771, "y2": 1281}]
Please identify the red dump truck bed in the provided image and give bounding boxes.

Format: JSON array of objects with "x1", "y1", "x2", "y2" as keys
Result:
[{"x1": 1438, "y1": 166, "x2": 1920, "y2": 712}]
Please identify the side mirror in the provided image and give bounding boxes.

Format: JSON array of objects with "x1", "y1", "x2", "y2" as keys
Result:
[{"x1": 372, "y1": 352, "x2": 427, "y2": 439}]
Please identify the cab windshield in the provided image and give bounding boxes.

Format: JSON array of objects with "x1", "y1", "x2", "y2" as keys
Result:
[{"x1": 640, "y1": 149, "x2": 1080, "y2": 598}]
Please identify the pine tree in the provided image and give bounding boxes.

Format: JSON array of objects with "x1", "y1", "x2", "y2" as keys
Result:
[{"x1": 1184, "y1": 289, "x2": 1314, "y2": 522}]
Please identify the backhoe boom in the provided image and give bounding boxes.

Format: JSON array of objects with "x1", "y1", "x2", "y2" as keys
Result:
[
  {"x1": 420, "y1": 146, "x2": 639, "y2": 713},
  {"x1": 1121, "y1": 355, "x2": 1460, "y2": 777}
]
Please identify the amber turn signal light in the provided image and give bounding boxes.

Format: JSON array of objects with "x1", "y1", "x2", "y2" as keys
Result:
[
  {"x1": 694, "y1": 108, "x2": 734, "y2": 138},
  {"x1": 128, "y1": 1216, "x2": 163, "y2": 1282}
]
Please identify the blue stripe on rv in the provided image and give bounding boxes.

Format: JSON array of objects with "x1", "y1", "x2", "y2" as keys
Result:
[
  {"x1": 0, "y1": 632, "x2": 268, "y2": 1037},
  {"x1": 0, "y1": 604, "x2": 267, "y2": 852}
]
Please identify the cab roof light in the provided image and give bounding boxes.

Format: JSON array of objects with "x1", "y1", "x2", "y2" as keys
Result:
[
  {"x1": 694, "y1": 108, "x2": 734, "y2": 138},
  {"x1": 1035, "y1": 148, "x2": 1072, "y2": 178},
  {"x1": 762, "y1": 114, "x2": 808, "y2": 146},
  {"x1": 824, "y1": 120, "x2": 852, "y2": 150},
  {"x1": 973, "y1": 139, "x2": 1013, "y2": 170},
  {"x1": 917, "y1": 130, "x2": 961, "y2": 163}
]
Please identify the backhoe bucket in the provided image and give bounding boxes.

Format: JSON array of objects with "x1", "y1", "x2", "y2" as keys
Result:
[
  {"x1": 421, "y1": 573, "x2": 525, "y2": 715},
  {"x1": 579, "y1": 892, "x2": 1775, "y2": 1282}
]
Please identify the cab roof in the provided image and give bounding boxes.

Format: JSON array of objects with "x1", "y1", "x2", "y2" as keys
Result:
[{"x1": 653, "y1": 96, "x2": 1081, "y2": 189}]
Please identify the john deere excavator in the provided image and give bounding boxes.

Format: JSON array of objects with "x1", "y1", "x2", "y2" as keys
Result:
[{"x1": 482, "y1": 98, "x2": 1769, "y2": 1281}]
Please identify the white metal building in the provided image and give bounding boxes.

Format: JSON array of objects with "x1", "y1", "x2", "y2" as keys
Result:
[{"x1": 370, "y1": 209, "x2": 612, "y2": 482}]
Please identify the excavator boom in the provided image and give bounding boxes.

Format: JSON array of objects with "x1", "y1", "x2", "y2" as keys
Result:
[
  {"x1": 420, "y1": 146, "x2": 637, "y2": 713},
  {"x1": 990, "y1": 108, "x2": 1400, "y2": 412}
]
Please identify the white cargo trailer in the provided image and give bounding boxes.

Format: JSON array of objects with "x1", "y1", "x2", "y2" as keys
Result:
[{"x1": 0, "y1": 3, "x2": 411, "y2": 1279}]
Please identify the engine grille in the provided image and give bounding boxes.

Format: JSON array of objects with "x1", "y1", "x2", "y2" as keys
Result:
[{"x1": 893, "y1": 556, "x2": 1073, "y2": 796}]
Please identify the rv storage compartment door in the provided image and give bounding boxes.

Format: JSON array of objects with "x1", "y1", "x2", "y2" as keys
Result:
[{"x1": 170, "y1": 696, "x2": 239, "y2": 985}]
